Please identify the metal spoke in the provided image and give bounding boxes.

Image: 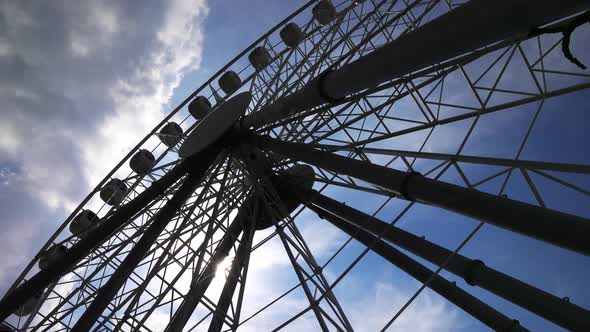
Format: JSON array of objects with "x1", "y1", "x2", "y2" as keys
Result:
[{"x1": 3, "y1": 1, "x2": 590, "y2": 331}]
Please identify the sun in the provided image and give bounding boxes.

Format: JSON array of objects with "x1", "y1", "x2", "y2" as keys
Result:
[{"x1": 215, "y1": 257, "x2": 233, "y2": 278}]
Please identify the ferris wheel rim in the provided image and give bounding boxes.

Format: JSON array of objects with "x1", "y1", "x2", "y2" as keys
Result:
[
  {"x1": 3, "y1": 0, "x2": 590, "y2": 331},
  {"x1": 1, "y1": 0, "x2": 323, "y2": 296}
]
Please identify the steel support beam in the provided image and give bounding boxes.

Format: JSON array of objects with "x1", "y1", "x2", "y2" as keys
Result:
[
  {"x1": 70, "y1": 145, "x2": 221, "y2": 332},
  {"x1": 276, "y1": 226, "x2": 330, "y2": 332},
  {"x1": 304, "y1": 189, "x2": 590, "y2": 331},
  {"x1": 105, "y1": 158, "x2": 233, "y2": 331},
  {"x1": 305, "y1": 196, "x2": 527, "y2": 331},
  {"x1": 165, "y1": 218, "x2": 243, "y2": 332},
  {"x1": 240, "y1": 145, "x2": 352, "y2": 331},
  {"x1": 207, "y1": 228, "x2": 252, "y2": 332},
  {"x1": 0, "y1": 146, "x2": 222, "y2": 321},
  {"x1": 249, "y1": 134, "x2": 590, "y2": 256},
  {"x1": 242, "y1": 0, "x2": 590, "y2": 129},
  {"x1": 319, "y1": 145, "x2": 590, "y2": 174}
]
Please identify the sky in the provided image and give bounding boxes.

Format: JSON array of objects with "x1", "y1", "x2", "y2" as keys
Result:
[{"x1": 1, "y1": 0, "x2": 589, "y2": 331}]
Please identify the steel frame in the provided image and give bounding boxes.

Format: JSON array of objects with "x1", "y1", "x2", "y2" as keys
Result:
[{"x1": 2, "y1": 0, "x2": 590, "y2": 331}]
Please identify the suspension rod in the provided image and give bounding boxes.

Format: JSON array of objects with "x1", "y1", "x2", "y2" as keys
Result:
[
  {"x1": 70, "y1": 144, "x2": 221, "y2": 332},
  {"x1": 0, "y1": 149, "x2": 219, "y2": 321},
  {"x1": 165, "y1": 218, "x2": 243, "y2": 332},
  {"x1": 305, "y1": 200, "x2": 527, "y2": 331},
  {"x1": 304, "y1": 189, "x2": 590, "y2": 331},
  {"x1": 248, "y1": 134, "x2": 590, "y2": 256},
  {"x1": 242, "y1": 0, "x2": 590, "y2": 129}
]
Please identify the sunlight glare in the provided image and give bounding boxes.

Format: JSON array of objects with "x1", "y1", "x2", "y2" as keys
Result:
[{"x1": 215, "y1": 257, "x2": 232, "y2": 279}]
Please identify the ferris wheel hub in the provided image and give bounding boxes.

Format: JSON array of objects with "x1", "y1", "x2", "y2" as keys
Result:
[
  {"x1": 179, "y1": 91, "x2": 251, "y2": 158},
  {"x1": 239, "y1": 164, "x2": 316, "y2": 230}
]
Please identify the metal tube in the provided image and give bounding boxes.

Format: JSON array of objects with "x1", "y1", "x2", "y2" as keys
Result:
[
  {"x1": 207, "y1": 229, "x2": 251, "y2": 332},
  {"x1": 242, "y1": 0, "x2": 590, "y2": 129},
  {"x1": 276, "y1": 227, "x2": 330, "y2": 331},
  {"x1": 0, "y1": 148, "x2": 216, "y2": 321},
  {"x1": 250, "y1": 134, "x2": 590, "y2": 256},
  {"x1": 70, "y1": 145, "x2": 220, "y2": 332},
  {"x1": 306, "y1": 201, "x2": 527, "y2": 331},
  {"x1": 165, "y1": 218, "x2": 243, "y2": 332},
  {"x1": 319, "y1": 145, "x2": 590, "y2": 174},
  {"x1": 105, "y1": 159, "x2": 233, "y2": 331},
  {"x1": 307, "y1": 190, "x2": 590, "y2": 331}
]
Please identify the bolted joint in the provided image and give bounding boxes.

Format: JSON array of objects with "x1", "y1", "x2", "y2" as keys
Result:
[
  {"x1": 463, "y1": 259, "x2": 486, "y2": 286},
  {"x1": 503, "y1": 319, "x2": 522, "y2": 332},
  {"x1": 317, "y1": 68, "x2": 344, "y2": 104},
  {"x1": 314, "y1": 265, "x2": 323, "y2": 275},
  {"x1": 400, "y1": 171, "x2": 423, "y2": 201}
]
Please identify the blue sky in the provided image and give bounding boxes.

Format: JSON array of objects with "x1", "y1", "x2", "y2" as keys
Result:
[{"x1": 1, "y1": 0, "x2": 589, "y2": 331}]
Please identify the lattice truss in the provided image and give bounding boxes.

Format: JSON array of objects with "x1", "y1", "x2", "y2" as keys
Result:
[{"x1": 2, "y1": 0, "x2": 590, "y2": 331}]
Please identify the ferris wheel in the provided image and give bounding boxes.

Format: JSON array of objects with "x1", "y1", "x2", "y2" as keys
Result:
[{"x1": 1, "y1": 0, "x2": 590, "y2": 330}]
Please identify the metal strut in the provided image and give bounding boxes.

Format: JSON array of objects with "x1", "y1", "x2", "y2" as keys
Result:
[
  {"x1": 242, "y1": 0, "x2": 590, "y2": 129},
  {"x1": 207, "y1": 195, "x2": 259, "y2": 332},
  {"x1": 207, "y1": 228, "x2": 253, "y2": 332},
  {"x1": 318, "y1": 145, "x2": 590, "y2": 174},
  {"x1": 71, "y1": 143, "x2": 222, "y2": 331},
  {"x1": 243, "y1": 145, "x2": 354, "y2": 332},
  {"x1": 165, "y1": 217, "x2": 244, "y2": 331},
  {"x1": 247, "y1": 134, "x2": 590, "y2": 256},
  {"x1": 0, "y1": 147, "x2": 219, "y2": 321},
  {"x1": 306, "y1": 198, "x2": 527, "y2": 331},
  {"x1": 302, "y1": 189, "x2": 590, "y2": 331}
]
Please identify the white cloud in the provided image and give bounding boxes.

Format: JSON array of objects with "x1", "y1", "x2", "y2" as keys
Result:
[
  {"x1": 348, "y1": 279, "x2": 461, "y2": 331},
  {"x1": 68, "y1": 0, "x2": 120, "y2": 57},
  {"x1": 79, "y1": 0, "x2": 208, "y2": 189},
  {"x1": 0, "y1": 214, "x2": 38, "y2": 288},
  {"x1": 0, "y1": 121, "x2": 20, "y2": 156},
  {"x1": 69, "y1": 35, "x2": 91, "y2": 57},
  {"x1": 0, "y1": 0, "x2": 208, "y2": 210},
  {"x1": 0, "y1": 2, "x2": 35, "y2": 29},
  {"x1": 0, "y1": 37, "x2": 14, "y2": 57}
]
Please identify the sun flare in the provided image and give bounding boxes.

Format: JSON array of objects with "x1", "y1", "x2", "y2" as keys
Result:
[{"x1": 215, "y1": 257, "x2": 233, "y2": 278}]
